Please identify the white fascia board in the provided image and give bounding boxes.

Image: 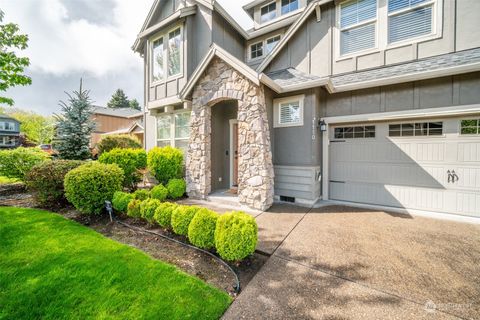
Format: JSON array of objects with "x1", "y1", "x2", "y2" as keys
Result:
[
  {"x1": 246, "y1": 13, "x2": 300, "y2": 39},
  {"x1": 333, "y1": 62, "x2": 480, "y2": 93},
  {"x1": 242, "y1": 0, "x2": 265, "y2": 11},
  {"x1": 256, "y1": 0, "x2": 332, "y2": 73},
  {"x1": 322, "y1": 104, "x2": 480, "y2": 124},
  {"x1": 147, "y1": 96, "x2": 184, "y2": 110},
  {"x1": 259, "y1": 73, "x2": 283, "y2": 93},
  {"x1": 260, "y1": 73, "x2": 334, "y2": 94}
]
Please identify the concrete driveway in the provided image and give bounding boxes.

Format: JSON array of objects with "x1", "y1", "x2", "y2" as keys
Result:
[{"x1": 223, "y1": 205, "x2": 480, "y2": 320}]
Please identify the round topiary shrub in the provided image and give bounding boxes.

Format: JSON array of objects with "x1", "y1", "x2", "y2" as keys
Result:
[
  {"x1": 171, "y1": 205, "x2": 200, "y2": 236},
  {"x1": 154, "y1": 202, "x2": 177, "y2": 228},
  {"x1": 150, "y1": 184, "x2": 168, "y2": 201},
  {"x1": 127, "y1": 199, "x2": 142, "y2": 218},
  {"x1": 214, "y1": 211, "x2": 258, "y2": 261},
  {"x1": 96, "y1": 134, "x2": 142, "y2": 155},
  {"x1": 147, "y1": 146, "x2": 183, "y2": 184},
  {"x1": 0, "y1": 147, "x2": 50, "y2": 181},
  {"x1": 25, "y1": 160, "x2": 83, "y2": 207},
  {"x1": 188, "y1": 208, "x2": 219, "y2": 249},
  {"x1": 112, "y1": 191, "x2": 134, "y2": 213},
  {"x1": 167, "y1": 178, "x2": 186, "y2": 199},
  {"x1": 64, "y1": 162, "x2": 124, "y2": 215},
  {"x1": 140, "y1": 198, "x2": 161, "y2": 223},
  {"x1": 99, "y1": 148, "x2": 147, "y2": 189},
  {"x1": 133, "y1": 189, "x2": 150, "y2": 200}
]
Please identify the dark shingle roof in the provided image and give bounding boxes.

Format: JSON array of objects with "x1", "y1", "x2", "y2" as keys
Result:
[
  {"x1": 332, "y1": 48, "x2": 480, "y2": 87},
  {"x1": 266, "y1": 68, "x2": 326, "y2": 87},
  {"x1": 92, "y1": 106, "x2": 142, "y2": 118}
]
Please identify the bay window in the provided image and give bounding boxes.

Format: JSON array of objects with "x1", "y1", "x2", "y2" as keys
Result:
[
  {"x1": 151, "y1": 25, "x2": 183, "y2": 83},
  {"x1": 156, "y1": 112, "x2": 191, "y2": 153},
  {"x1": 388, "y1": 0, "x2": 434, "y2": 44},
  {"x1": 339, "y1": 0, "x2": 377, "y2": 55}
]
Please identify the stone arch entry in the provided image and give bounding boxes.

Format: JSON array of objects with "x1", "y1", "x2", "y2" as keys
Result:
[{"x1": 186, "y1": 58, "x2": 274, "y2": 211}]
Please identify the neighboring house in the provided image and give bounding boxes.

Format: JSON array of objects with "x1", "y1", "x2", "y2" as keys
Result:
[
  {"x1": 0, "y1": 115, "x2": 21, "y2": 149},
  {"x1": 91, "y1": 107, "x2": 144, "y2": 148},
  {"x1": 133, "y1": 0, "x2": 480, "y2": 217}
]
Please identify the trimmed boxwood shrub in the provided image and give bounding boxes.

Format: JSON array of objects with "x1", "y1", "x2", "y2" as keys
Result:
[
  {"x1": 171, "y1": 205, "x2": 200, "y2": 236},
  {"x1": 150, "y1": 184, "x2": 168, "y2": 201},
  {"x1": 214, "y1": 211, "x2": 258, "y2": 261},
  {"x1": 147, "y1": 146, "x2": 183, "y2": 184},
  {"x1": 188, "y1": 208, "x2": 219, "y2": 249},
  {"x1": 133, "y1": 189, "x2": 150, "y2": 200},
  {"x1": 154, "y1": 202, "x2": 177, "y2": 228},
  {"x1": 140, "y1": 199, "x2": 161, "y2": 223},
  {"x1": 112, "y1": 191, "x2": 134, "y2": 213},
  {"x1": 25, "y1": 160, "x2": 83, "y2": 207},
  {"x1": 96, "y1": 134, "x2": 142, "y2": 155},
  {"x1": 127, "y1": 199, "x2": 142, "y2": 218},
  {"x1": 99, "y1": 148, "x2": 147, "y2": 189},
  {"x1": 0, "y1": 147, "x2": 50, "y2": 181},
  {"x1": 167, "y1": 179, "x2": 186, "y2": 199},
  {"x1": 64, "y1": 162, "x2": 124, "y2": 215}
]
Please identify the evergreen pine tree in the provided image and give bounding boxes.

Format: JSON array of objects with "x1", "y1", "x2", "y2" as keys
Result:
[
  {"x1": 107, "y1": 89, "x2": 130, "y2": 109},
  {"x1": 129, "y1": 98, "x2": 141, "y2": 110},
  {"x1": 54, "y1": 80, "x2": 95, "y2": 160}
]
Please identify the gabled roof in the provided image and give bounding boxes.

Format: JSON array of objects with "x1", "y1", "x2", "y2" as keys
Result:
[
  {"x1": 180, "y1": 44, "x2": 260, "y2": 99},
  {"x1": 256, "y1": 0, "x2": 332, "y2": 73},
  {"x1": 92, "y1": 106, "x2": 142, "y2": 118},
  {"x1": 103, "y1": 121, "x2": 145, "y2": 136}
]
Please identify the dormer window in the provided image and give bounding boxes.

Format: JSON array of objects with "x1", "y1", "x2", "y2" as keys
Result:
[
  {"x1": 261, "y1": 2, "x2": 277, "y2": 23},
  {"x1": 281, "y1": 0, "x2": 298, "y2": 15},
  {"x1": 151, "y1": 25, "x2": 183, "y2": 84}
]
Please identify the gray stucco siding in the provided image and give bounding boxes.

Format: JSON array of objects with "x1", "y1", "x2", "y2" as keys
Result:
[{"x1": 212, "y1": 12, "x2": 245, "y2": 61}]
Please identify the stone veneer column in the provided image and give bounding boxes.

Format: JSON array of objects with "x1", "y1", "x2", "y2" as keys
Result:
[{"x1": 186, "y1": 58, "x2": 274, "y2": 211}]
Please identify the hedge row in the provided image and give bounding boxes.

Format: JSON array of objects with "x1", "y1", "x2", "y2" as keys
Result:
[{"x1": 113, "y1": 193, "x2": 257, "y2": 262}]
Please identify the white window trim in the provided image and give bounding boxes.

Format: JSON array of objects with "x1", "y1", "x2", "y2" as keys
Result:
[
  {"x1": 255, "y1": 0, "x2": 303, "y2": 28},
  {"x1": 459, "y1": 117, "x2": 480, "y2": 136},
  {"x1": 334, "y1": 0, "x2": 442, "y2": 61},
  {"x1": 149, "y1": 23, "x2": 184, "y2": 86},
  {"x1": 0, "y1": 121, "x2": 15, "y2": 131},
  {"x1": 155, "y1": 109, "x2": 191, "y2": 148},
  {"x1": 260, "y1": 0, "x2": 278, "y2": 24},
  {"x1": 248, "y1": 34, "x2": 282, "y2": 61},
  {"x1": 273, "y1": 94, "x2": 305, "y2": 128}
]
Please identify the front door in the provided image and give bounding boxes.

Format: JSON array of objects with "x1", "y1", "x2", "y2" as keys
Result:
[{"x1": 230, "y1": 120, "x2": 239, "y2": 188}]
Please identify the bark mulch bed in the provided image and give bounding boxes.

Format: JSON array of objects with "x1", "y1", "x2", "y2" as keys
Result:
[{"x1": 0, "y1": 185, "x2": 267, "y2": 297}]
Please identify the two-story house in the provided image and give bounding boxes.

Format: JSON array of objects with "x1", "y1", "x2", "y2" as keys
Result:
[
  {"x1": 133, "y1": 0, "x2": 480, "y2": 217},
  {"x1": 0, "y1": 115, "x2": 21, "y2": 149}
]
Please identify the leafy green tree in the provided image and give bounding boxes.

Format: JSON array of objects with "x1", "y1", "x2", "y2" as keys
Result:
[
  {"x1": 129, "y1": 98, "x2": 141, "y2": 110},
  {"x1": 6, "y1": 109, "x2": 55, "y2": 144},
  {"x1": 0, "y1": 10, "x2": 31, "y2": 106},
  {"x1": 53, "y1": 80, "x2": 95, "y2": 160},
  {"x1": 107, "y1": 89, "x2": 130, "y2": 109}
]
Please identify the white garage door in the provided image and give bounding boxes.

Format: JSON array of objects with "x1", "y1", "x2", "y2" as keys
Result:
[{"x1": 329, "y1": 117, "x2": 480, "y2": 217}]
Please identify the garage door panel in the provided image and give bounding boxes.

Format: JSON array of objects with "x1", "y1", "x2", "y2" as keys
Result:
[{"x1": 329, "y1": 118, "x2": 480, "y2": 217}]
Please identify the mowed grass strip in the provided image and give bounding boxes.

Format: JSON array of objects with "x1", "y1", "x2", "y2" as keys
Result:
[{"x1": 0, "y1": 207, "x2": 231, "y2": 320}]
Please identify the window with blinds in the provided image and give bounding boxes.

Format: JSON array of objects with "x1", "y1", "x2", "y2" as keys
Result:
[
  {"x1": 274, "y1": 95, "x2": 304, "y2": 128},
  {"x1": 388, "y1": 0, "x2": 434, "y2": 44},
  {"x1": 339, "y1": 0, "x2": 377, "y2": 55}
]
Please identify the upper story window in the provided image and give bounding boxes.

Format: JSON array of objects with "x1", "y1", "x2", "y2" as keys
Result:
[
  {"x1": 273, "y1": 95, "x2": 304, "y2": 128},
  {"x1": 0, "y1": 121, "x2": 15, "y2": 131},
  {"x1": 266, "y1": 35, "x2": 281, "y2": 54},
  {"x1": 261, "y1": 2, "x2": 277, "y2": 23},
  {"x1": 339, "y1": 0, "x2": 377, "y2": 55},
  {"x1": 281, "y1": 0, "x2": 299, "y2": 15},
  {"x1": 151, "y1": 25, "x2": 183, "y2": 84},
  {"x1": 249, "y1": 35, "x2": 281, "y2": 60},
  {"x1": 388, "y1": 0, "x2": 434, "y2": 44}
]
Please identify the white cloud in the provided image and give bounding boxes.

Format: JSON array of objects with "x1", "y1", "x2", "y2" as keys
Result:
[{"x1": 1, "y1": 0, "x2": 152, "y2": 77}]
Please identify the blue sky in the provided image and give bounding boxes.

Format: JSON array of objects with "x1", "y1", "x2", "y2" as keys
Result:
[{"x1": 2, "y1": 0, "x2": 253, "y2": 115}]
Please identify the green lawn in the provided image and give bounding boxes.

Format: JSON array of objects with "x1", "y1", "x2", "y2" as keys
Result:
[{"x1": 0, "y1": 207, "x2": 231, "y2": 319}]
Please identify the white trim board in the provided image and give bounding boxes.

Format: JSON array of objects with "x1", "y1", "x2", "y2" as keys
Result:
[
  {"x1": 315, "y1": 200, "x2": 480, "y2": 225},
  {"x1": 321, "y1": 104, "x2": 480, "y2": 124}
]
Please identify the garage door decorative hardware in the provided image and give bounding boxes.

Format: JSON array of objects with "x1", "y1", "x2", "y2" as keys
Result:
[{"x1": 447, "y1": 170, "x2": 459, "y2": 183}]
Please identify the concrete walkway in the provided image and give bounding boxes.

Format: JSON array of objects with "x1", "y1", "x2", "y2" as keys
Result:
[{"x1": 223, "y1": 205, "x2": 480, "y2": 320}]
